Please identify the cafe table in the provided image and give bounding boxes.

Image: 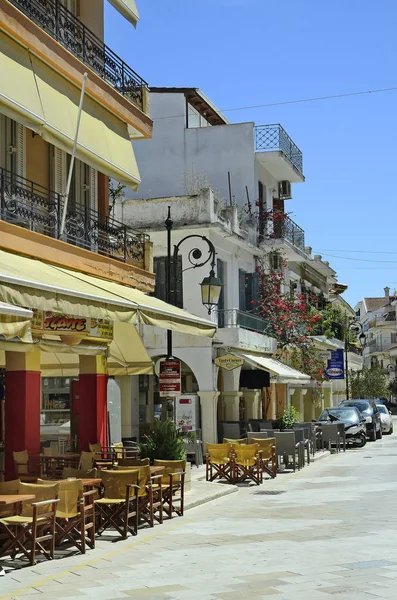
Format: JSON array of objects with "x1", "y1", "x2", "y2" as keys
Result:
[{"x1": 37, "y1": 454, "x2": 80, "y2": 478}]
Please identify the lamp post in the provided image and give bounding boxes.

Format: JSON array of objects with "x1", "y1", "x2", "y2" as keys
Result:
[
  {"x1": 345, "y1": 318, "x2": 366, "y2": 400},
  {"x1": 165, "y1": 206, "x2": 222, "y2": 358}
]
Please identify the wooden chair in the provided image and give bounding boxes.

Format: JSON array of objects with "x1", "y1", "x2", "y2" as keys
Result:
[
  {"x1": 0, "y1": 482, "x2": 59, "y2": 566},
  {"x1": 95, "y1": 470, "x2": 140, "y2": 540},
  {"x1": 233, "y1": 443, "x2": 262, "y2": 485},
  {"x1": 153, "y1": 460, "x2": 186, "y2": 519},
  {"x1": 205, "y1": 443, "x2": 233, "y2": 483},
  {"x1": 89, "y1": 443, "x2": 102, "y2": 454},
  {"x1": 111, "y1": 465, "x2": 162, "y2": 527},
  {"x1": 223, "y1": 438, "x2": 248, "y2": 446},
  {"x1": 13, "y1": 450, "x2": 42, "y2": 482},
  {"x1": 37, "y1": 479, "x2": 96, "y2": 554},
  {"x1": 78, "y1": 451, "x2": 96, "y2": 471},
  {"x1": 62, "y1": 467, "x2": 99, "y2": 479},
  {"x1": 249, "y1": 438, "x2": 277, "y2": 478},
  {"x1": 117, "y1": 458, "x2": 150, "y2": 468}
]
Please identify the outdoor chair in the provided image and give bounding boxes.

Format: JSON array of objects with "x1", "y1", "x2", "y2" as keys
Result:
[
  {"x1": 223, "y1": 438, "x2": 248, "y2": 446},
  {"x1": 153, "y1": 460, "x2": 186, "y2": 519},
  {"x1": 205, "y1": 443, "x2": 234, "y2": 483},
  {"x1": 249, "y1": 438, "x2": 277, "y2": 478},
  {"x1": 0, "y1": 480, "x2": 20, "y2": 520},
  {"x1": 13, "y1": 450, "x2": 42, "y2": 482},
  {"x1": 184, "y1": 436, "x2": 203, "y2": 468},
  {"x1": 117, "y1": 458, "x2": 150, "y2": 468},
  {"x1": 218, "y1": 422, "x2": 241, "y2": 441},
  {"x1": 62, "y1": 467, "x2": 99, "y2": 479},
  {"x1": 233, "y1": 443, "x2": 262, "y2": 485},
  {"x1": 320, "y1": 424, "x2": 340, "y2": 453},
  {"x1": 273, "y1": 432, "x2": 301, "y2": 471},
  {"x1": 258, "y1": 421, "x2": 273, "y2": 430},
  {"x1": 285, "y1": 429, "x2": 308, "y2": 467},
  {"x1": 112, "y1": 465, "x2": 163, "y2": 527},
  {"x1": 89, "y1": 443, "x2": 102, "y2": 454},
  {"x1": 335, "y1": 422, "x2": 346, "y2": 452},
  {"x1": 95, "y1": 470, "x2": 140, "y2": 540},
  {"x1": 79, "y1": 451, "x2": 95, "y2": 471},
  {"x1": 247, "y1": 432, "x2": 268, "y2": 441},
  {"x1": 260, "y1": 428, "x2": 280, "y2": 434},
  {"x1": 247, "y1": 420, "x2": 260, "y2": 433},
  {"x1": 0, "y1": 482, "x2": 59, "y2": 566},
  {"x1": 37, "y1": 478, "x2": 96, "y2": 554}
]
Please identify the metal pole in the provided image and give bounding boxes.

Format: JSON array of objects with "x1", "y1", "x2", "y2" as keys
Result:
[
  {"x1": 165, "y1": 206, "x2": 173, "y2": 359},
  {"x1": 59, "y1": 72, "x2": 88, "y2": 237},
  {"x1": 345, "y1": 335, "x2": 349, "y2": 400}
]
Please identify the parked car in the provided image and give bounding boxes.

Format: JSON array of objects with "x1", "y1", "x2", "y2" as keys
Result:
[
  {"x1": 339, "y1": 399, "x2": 382, "y2": 441},
  {"x1": 316, "y1": 407, "x2": 367, "y2": 448},
  {"x1": 375, "y1": 403, "x2": 393, "y2": 434}
]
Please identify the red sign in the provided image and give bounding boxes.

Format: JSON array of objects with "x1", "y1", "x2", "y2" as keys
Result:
[{"x1": 159, "y1": 359, "x2": 181, "y2": 397}]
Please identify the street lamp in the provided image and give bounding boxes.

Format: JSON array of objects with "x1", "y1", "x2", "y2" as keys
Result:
[
  {"x1": 345, "y1": 318, "x2": 365, "y2": 400},
  {"x1": 165, "y1": 207, "x2": 222, "y2": 358}
]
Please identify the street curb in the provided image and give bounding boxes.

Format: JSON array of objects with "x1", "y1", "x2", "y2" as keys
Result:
[{"x1": 185, "y1": 482, "x2": 238, "y2": 511}]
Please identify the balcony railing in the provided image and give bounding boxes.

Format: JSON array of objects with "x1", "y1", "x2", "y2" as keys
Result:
[
  {"x1": 9, "y1": 0, "x2": 148, "y2": 110},
  {"x1": 366, "y1": 337, "x2": 397, "y2": 353},
  {"x1": 0, "y1": 167, "x2": 148, "y2": 267},
  {"x1": 255, "y1": 124, "x2": 303, "y2": 176},
  {"x1": 217, "y1": 308, "x2": 272, "y2": 335},
  {"x1": 265, "y1": 210, "x2": 305, "y2": 252}
]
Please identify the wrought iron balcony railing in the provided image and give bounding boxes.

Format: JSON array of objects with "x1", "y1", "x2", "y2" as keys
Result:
[
  {"x1": 9, "y1": 0, "x2": 148, "y2": 110},
  {"x1": 255, "y1": 124, "x2": 303, "y2": 176},
  {"x1": 217, "y1": 308, "x2": 273, "y2": 335},
  {"x1": 0, "y1": 167, "x2": 148, "y2": 267},
  {"x1": 264, "y1": 210, "x2": 305, "y2": 253}
]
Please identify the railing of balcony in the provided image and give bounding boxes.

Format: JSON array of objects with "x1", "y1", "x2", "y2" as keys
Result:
[
  {"x1": 255, "y1": 124, "x2": 303, "y2": 176},
  {"x1": 217, "y1": 308, "x2": 272, "y2": 335},
  {"x1": 265, "y1": 210, "x2": 305, "y2": 252},
  {"x1": 0, "y1": 167, "x2": 148, "y2": 267},
  {"x1": 366, "y1": 337, "x2": 397, "y2": 353},
  {"x1": 9, "y1": 0, "x2": 148, "y2": 110}
]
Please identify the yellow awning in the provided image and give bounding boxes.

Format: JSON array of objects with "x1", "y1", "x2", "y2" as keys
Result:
[
  {"x1": 0, "y1": 250, "x2": 216, "y2": 338},
  {"x1": 0, "y1": 302, "x2": 33, "y2": 343},
  {"x1": 0, "y1": 32, "x2": 140, "y2": 190},
  {"x1": 107, "y1": 0, "x2": 140, "y2": 27}
]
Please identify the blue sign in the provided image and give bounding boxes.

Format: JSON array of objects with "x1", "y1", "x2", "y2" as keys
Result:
[{"x1": 325, "y1": 349, "x2": 345, "y2": 379}]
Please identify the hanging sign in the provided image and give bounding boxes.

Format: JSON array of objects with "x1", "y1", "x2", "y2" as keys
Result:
[
  {"x1": 325, "y1": 349, "x2": 345, "y2": 379},
  {"x1": 215, "y1": 353, "x2": 244, "y2": 371},
  {"x1": 159, "y1": 359, "x2": 181, "y2": 397}
]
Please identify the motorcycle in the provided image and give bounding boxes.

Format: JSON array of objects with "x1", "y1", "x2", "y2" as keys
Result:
[{"x1": 345, "y1": 421, "x2": 367, "y2": 448}]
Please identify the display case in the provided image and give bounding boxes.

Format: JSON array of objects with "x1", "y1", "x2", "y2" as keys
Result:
[{"x1": 41, "y1": 377, "x2": 72, "y2": 439}]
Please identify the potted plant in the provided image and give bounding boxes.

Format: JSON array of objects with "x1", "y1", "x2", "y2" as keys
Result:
[
  {"x1": 139, "y1": 420, "x2": 195, "y2": 490},
  {"x1": 276, "y1": 406, "x2": 299, "y2": 431}
]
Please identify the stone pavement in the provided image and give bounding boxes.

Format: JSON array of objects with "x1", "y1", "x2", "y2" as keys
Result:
[{"x1": 2, "y1": 427, "x2": 397, "y2": 599}]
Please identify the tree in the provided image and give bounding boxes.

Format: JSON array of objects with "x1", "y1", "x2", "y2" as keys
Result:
[{"x1": 349, "y1": 366, "x2": 389, "y2": 399}]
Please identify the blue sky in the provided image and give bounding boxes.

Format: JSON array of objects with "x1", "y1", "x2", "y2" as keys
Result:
[{"x1": 105, "y1": 0, "x2": 397, "y2": 307}]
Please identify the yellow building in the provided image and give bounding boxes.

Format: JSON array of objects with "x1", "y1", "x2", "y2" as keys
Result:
[{"x1": 0, "y1": 0, "x2": 215, "y2": 478}]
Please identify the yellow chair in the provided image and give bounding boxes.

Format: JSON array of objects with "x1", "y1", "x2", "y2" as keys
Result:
[
  {"x1": 89, "y1": 443, "x2": 102, "y2": 454},
  {"x1": 234, "y1": 443, "x2": 262, "y2": 485},
  {"x1": 95, "y1": 470, "x2": 140, "y2": 539},
  {"x1": 223, "y1": 438, "x2": 248, "y2": 445},
  {"x1": 205, "y1": 443, "x2": 233, "y2": 483},
  {"x1": 62, "y1": 467, "x2": 99, "y2": 479},
  {"x1": 117, "y1": 458, "x2": 150, "y2": 468},
  {"x1": 113, "y1": 442, "x2": 124, "y2": 461},
  {"x1": 0, "y1": 482, "x2": 59, "y2": 565},
  {"x1": 37, "y1": 479, "x2": 96, "y2": 554},
  {"x1": 78, "y1": 451, "x2": 95, "y2": 471},
  {"x1": 13, "y1": 450, "x2": 42, "y2": 482},
  {"x1": 111, "y1": 465, "x2": 163, "y2": 527},
  {"x1": 153, "y1": 460, "x2": 186, "y2": 519},
  {"x1": 0, "y1": 480, "x2": 20, "y2": 519},
  {"x1": 249, "y1": 438, "x2": 277, "y2": 479}
]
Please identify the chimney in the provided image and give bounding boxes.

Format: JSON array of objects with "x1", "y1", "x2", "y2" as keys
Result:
[{"x1": 384, "y1": 286, "x2": 390, "y2": 304}]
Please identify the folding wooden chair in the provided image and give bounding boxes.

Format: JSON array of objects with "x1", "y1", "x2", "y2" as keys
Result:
[
  {"x1": 13, "y1": 450, "x2": 42, "y2": 482},
  {"x1": 112, "y1": 465, "x2": 163, "y2": 527},
  {"x1": 78, "y1": 451, "x2": 95, "y2": 471},
  {"x1": 153, "y1": 460, "x2": 186, "y2": 519},
  {"x1": 233, "y1": 443, "x2": 262, "y2": 485},
  {"x1": 37, "y1": 479, "x2": 96, "y2": 554},
  {"x1": 249, "y1": 438, "x2": 277, "y2": 478},
  {"x1": 62, "y1": 467, "x2": 99, "y2": 479},
  {"x1": 205, "y1": 443, "x2": 234, "y2": 483},
  {"x1": 95, "y1": 470, "x2": 139, "y2": 540},
  {"x1": 117, "y1": 458, "x2": 150, "y2": 468},
  {"x1": 0, "y1": 482, "x2": 59, "y2": 566}
]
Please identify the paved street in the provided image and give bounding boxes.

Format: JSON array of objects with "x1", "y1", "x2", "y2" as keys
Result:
[{"x1": 2, "y1": 428, "x2": 397, "y2": 600}]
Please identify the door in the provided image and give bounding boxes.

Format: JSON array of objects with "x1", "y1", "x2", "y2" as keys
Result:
[{"x1": 107, "y1": 378, "x2": 122, "y2": 445}]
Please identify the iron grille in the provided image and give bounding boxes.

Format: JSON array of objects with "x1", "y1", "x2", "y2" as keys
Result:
[
  {"x1": 255, "y1": 124, "x2": 303, "y2": 176},
  {"x1": 265, "y1": 210, "x2": 305, "y2": 253},
  {"x1": 0, "y1": 167, "x2": 148, "y2": 266},
  {"x1": 9, "y1": 0, "x2": 148, "y2": 110}
]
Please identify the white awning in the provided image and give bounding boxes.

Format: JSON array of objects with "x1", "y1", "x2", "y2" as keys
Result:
[
  {"x1": 238, "y1": 353, "x2": 311, "y2": 384},
  {"x1": 107, "y1": 0, "x2": 140, "y2": 27}
]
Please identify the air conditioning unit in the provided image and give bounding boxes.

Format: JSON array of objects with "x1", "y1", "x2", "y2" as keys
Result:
[{"x1": 278, "y1": 180, "x2": 292, "y2": 199}]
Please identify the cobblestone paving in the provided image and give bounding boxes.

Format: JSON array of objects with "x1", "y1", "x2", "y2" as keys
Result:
[{"x1": 2, "y1": 426, "x2": 397, "y2": 599}]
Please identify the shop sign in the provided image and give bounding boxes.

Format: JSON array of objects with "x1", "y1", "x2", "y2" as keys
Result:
[
  {"x1": 32, "y1": 310, "x2": 113, "y2": 340},
  {"x1": 215, "y1": 353, "x2": 244, "y2": 371},
  {"x1": 159, "y1": 359, "x2": 181, "y2": 397},
  {"x1": 325, "y1": 349, "x2": 345, "y2": 379}
]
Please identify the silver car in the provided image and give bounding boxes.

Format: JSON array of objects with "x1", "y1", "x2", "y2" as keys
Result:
[{"x1": 376, "y1": 404, "x2": 393, "y2": 434}]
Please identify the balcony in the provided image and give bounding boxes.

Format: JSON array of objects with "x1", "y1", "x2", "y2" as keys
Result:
[
  {"x1": 9, "y1": 0, "x2": 148, "y2": 112},
  {"x1": 262, "y1": 210, "x2": 305, "y2": 257},
  {"x1": 0, "y1": 167, "x2": 148, "y2": 268},
  {"x1": 365, "y1": 337, "x2": 397, "y2": 354},
  {"x1": 215, "y1": 308, "x2": 277, "y2": 354},
  {"x1": 255, "y1": 124, "x2": 304, "y2": 183}
]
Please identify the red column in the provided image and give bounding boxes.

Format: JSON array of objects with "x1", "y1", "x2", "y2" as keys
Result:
[
  {"x1": 5, "y1": 350, "x2": 41, "y2": 480},
  {"x1": 74, "y1": 356, "x2": 108, "y2": 451}
]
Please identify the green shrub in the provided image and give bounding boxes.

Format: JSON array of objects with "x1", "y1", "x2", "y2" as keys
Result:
[
  {"x1": 276, "y1": 406, "x2": 299, "y2": 430},
  {"x1": 139, "y1": 419, "x2": 195, "y2": 463}
]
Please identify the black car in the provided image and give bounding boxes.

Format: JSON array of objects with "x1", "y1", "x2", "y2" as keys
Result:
[
  {"x1": 317, "y1": 407, "x2": 367, "y2": 447},
  {"x1": 339, "y1": 399, "x2": 382, "y2": 441}
]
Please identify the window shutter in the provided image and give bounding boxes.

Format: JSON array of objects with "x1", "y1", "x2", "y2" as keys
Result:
[
  {"x1": 15, "y1": 123, "x2": 25, "y2": 178},
  {"x1": 239, "y1": 269, "x2": 246, "y2": 311},
  {"x1": 54, "y1": 147, "x2": 67, "y2": 196},
  {"x1": 88, "y1": 167, "x2": 98, "y2": 252},
  {"x1": 174, "y1": 255, "x2": 183, "y2": 309},
  {"x1": 153, "y1": 257, "x2": 166, "y2": 302},
  {"x1": 89, "y1": 167, "x2": 98, "y2": 213},
  {"x1": 251, "y1": 271, "x2": 259, "y2": 311}
]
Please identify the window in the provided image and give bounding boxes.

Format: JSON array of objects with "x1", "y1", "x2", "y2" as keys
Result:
[
  {"x1": 269, "y1": 252, "x2": 283, "y2": 271},
  {"x1": 239, "y1": 269, "x2": 259, "y2": 313},
  {"x1": 391, "y1": 333, "x2": 397, "y2": 344},
  {"x1": 153, "y1": 256, "x2": 183, "y2": 309},
  {"x1": 186, "y1": 102, "x2": 211, "y2": 128}
]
